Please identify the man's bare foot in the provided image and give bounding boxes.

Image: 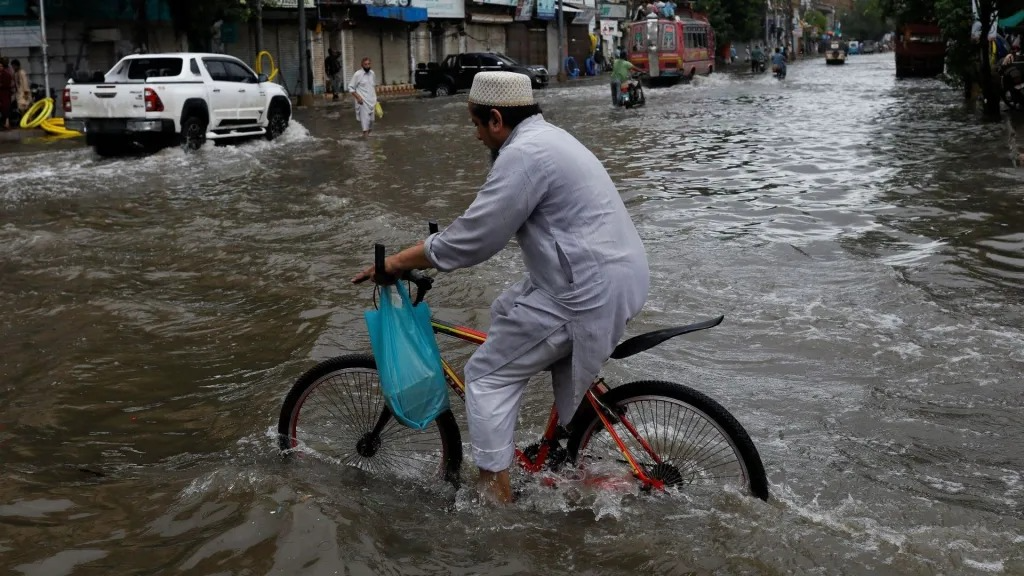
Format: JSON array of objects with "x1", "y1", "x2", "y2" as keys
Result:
[{"x1": 477, "y1": 469, "x2": 513, "y2": 504}]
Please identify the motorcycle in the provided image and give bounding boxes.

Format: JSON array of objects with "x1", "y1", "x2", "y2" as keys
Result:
[
  {"x1": 772, "y1": 64, "x2": 787, "y2": 80},
  {"x1": 1000, "y1": 60, "x2": 1024, "y2": 110},
  {"x1": 618, "y1": 75, "x2": 646, "y2": 108},
  {"x1": 751, "y1": 56, "x2": 766, "y2": 74}
]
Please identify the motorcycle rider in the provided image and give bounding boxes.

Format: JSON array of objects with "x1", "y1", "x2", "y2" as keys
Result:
[
  {"x1": 770, "y1": 47, "x2": 787, "y2": 78},
  {"x1": 751, "y1": 45, "x2": 765, "y2": 73},
  {"x1": 610, "y1": 53, "x2": 636, "y2": 107}
]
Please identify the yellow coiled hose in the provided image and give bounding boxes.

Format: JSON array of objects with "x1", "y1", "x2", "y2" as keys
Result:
[
  {"x1": 40, "y1": 117, "x2": 82, "y2": 138},
  {"x1": 20, "y1": 97, "x2": 53, "y2": 129},
  {"x1": 255, "y1": 51, "x2": 279, "y2": 82}
]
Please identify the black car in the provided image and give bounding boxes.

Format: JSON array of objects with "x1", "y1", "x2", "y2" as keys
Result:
[{"x1": 414, "y1": 52, "x2": 548, "y2": 97}]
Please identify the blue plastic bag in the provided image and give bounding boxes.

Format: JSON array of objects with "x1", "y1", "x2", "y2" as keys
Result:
[{"x1": 364, "y1": 282, "x2": 449, "y2": 430}]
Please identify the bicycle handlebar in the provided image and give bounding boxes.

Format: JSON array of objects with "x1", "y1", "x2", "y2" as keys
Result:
[{"x1": 372, "y1": 221, "x2": 438, "y2": 305}]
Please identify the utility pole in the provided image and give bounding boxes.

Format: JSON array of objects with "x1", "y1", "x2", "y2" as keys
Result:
[
  {"x1": 297, "y1": 0, "x2": 314, "y2": 106},
  {"x1": 557, "y1": 0, "x2": 567, "y2": 81},
  {"x1": 256, "y1": 0, "x2": 264, "y2": 55},
  {"x1": 39, "y1": 0, "x2": 50, "y2": 99}
]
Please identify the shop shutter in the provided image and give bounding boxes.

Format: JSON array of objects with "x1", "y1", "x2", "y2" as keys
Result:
[
  {"x1": 379, "y1": 22, "x2": 410, "y2": 85},
  {"x1": 567, "y1": 24, "x2": 590, "y2": 69},
  {"x1": 465, "y1": 23, "x2": 506, "y2": 53},
  {"x1": 506, "y1": 23, "x2": 547, "y2": 66},
  {"x1": 274, "y1": 22, "x2": 304, "y2": 95},
  {"x1": 225, "y1": 21, "x2": 256, "y2": 70},
  {"x1": 506, "y1": 23, "x2": 528, "y2": 63},
  {"x1": 352, "y1": 25, "x2": 383, "y2": 85}
]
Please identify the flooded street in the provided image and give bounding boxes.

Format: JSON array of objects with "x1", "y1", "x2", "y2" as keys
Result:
[{"x1": 2, "y1": 52, "x2": 1023, "y2": 574}]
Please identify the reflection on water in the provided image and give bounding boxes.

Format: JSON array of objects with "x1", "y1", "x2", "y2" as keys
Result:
[{"x1": 1, "y1": 54, "x2": 1022, "y2": 574}]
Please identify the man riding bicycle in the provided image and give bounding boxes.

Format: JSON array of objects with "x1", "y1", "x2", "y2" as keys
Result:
[{"x1": 353, "y1": 72, "x2": 650, "y2": 503}]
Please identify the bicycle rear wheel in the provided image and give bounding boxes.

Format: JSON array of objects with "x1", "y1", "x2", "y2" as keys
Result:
[
  {"x1": 566, "y1": 380, "x2": 769, "y2": 501},
  {"x1": 278, "y1": 354, "x2": 463, "y2": 485}
]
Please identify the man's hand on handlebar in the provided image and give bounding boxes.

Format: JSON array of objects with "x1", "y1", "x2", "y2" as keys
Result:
[
  {"x1": 351, "y1": 240, "x2": 434, "y2": 285},
  {"x1": 352, "y1": 256, "x2": 400, "y2": 285}
]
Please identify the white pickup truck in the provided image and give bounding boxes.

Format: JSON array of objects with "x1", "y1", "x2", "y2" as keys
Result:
[{"x1": 64, "y1": 53, "x2": 292, "y2": 157}]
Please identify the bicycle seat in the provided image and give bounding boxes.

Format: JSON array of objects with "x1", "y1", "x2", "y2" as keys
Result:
[{"x1": 610, "y1": 315, "x2": 723, "y2": 359}]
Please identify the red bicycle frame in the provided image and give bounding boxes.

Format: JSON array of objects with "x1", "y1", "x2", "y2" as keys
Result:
[{"x1": 429, "y1": 317, "x2": 667, "y2": 490}]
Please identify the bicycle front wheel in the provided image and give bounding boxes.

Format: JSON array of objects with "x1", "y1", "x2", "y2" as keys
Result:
[
  {"x1": 566, "y1": 380, "x2": 769, "y2": 501},
  {"x1": 278, "y1": 354, "x2": 463, "y2": 485}
]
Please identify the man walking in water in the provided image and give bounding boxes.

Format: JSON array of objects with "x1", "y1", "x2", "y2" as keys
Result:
[
  {"x1": 353, "y1": 71, "x2": 650, "y2": 503},
  {"x1": 349, "y1": 57, "x2": 377, "y2": 137}
]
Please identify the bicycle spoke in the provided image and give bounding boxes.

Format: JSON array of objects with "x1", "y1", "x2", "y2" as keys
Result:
[
  {"x1": 287, "y1": 363, "x2": 451, "y2": 483},
  {"x1": 578, "y1": 396, "x2": 749, "y2": 490}
]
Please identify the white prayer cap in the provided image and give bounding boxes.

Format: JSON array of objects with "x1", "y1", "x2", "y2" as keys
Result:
[{"x1": 468, "y1": 71, "x2": 535, "y2": 107}]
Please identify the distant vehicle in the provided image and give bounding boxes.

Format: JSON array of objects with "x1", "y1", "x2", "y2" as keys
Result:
[
  {"x1": 64, "y1": 53, "x2": 291, "y2": 157},
  {"x1": 626, "y1": 7, "x2": 716, "y2": 86},
  {"x1": 847, "y1": 40, "x2": 861, "y2": 55},
  {"x1": 413, "y1": 52, "x2": 548, "y2": 97},
  {"x1": 826, "y1": 42, "x2": 847, "y2": 65},
  {"x1": 862, "y1": 40, "x2": 878, "y2": 54},
  {"x1": 894, "y1": 23, "x2": 945, "y2": 78}
]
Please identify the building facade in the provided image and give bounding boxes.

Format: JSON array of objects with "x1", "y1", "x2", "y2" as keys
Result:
[{"x1": 1, "y1": 0, "x2": 610, "y2": 101}]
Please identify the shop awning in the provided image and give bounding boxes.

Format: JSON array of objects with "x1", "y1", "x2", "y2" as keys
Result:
[
  {"x1": 1000, "y1": 10, "x2": 1024, "y2": 28},
  {"x1": 366, "y1": 5, "x2": 428, "y2": 22},
  {"x1": 470, "y1": 13, "x2": 515, "y2": 23}
]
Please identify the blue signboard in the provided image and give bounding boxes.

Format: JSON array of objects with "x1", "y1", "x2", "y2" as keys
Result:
[
  {"x1": 0, "y1": 0, "x2": 28, "y2": 18},
  {"x1": 537, "y1": 0, "x2": 555, "y2": 20},
  {"x1": 39, "y1": 0, "x2": 171, "y2": 21}
]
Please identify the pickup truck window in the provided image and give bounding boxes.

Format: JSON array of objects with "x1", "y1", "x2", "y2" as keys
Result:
[
  {"x1": 125, "y1": 58, "x2": 184, "y2": 80},
  {"x1": 190, "y1": 58, "x2": 201, "y2": 76},
  {"x1": 203, "y1": 58, "x2": 257, "y2": 83},
  {"x1": 223, "y1": 61, "x2": 257, "y2": 83},
  {"x1": 204, "y1": 59, "x2": 231, "y2": 82}
]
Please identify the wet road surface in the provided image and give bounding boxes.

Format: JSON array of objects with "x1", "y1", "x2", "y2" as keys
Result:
[{"x1": 2, "y1": 53, "x2": 1023, "y2": 574}]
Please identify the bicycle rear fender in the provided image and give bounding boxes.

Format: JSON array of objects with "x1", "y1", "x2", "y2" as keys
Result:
[{"x1": 609, "y1": 315, "x2": 724, "y2": 360}]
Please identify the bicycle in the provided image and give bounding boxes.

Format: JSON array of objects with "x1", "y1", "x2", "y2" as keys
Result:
[{"x1": 278, "y1": 224, "x2": 770, "y2": 501}]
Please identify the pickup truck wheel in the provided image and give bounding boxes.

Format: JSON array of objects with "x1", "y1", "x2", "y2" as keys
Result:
[
  {"x1": 181, "y1": 116, "x2": 207, "y2": 152},
  {"x1": 265, "y1": 107, "x2": 289, "y2": 141},
  {"x1": 434, "y1": 82, "x2": 453, "y2": 97}
]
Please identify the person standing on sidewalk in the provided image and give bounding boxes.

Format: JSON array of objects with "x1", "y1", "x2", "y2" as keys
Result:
[
  {"x1": 12, "y1": 59, "x2": 30, "y2": 124},
  {"x1": 349, "y1": 57, "x2": 377, "y2": 137},
  {"x1": 0, "y1": 58, "x2": 14, "y2": 130},
  {"x1": 610, "y1": 54, "x2": 635, "y2": 107},
  {"x1": 325, "y1": 49, "x2": 342, "y2": 100}
]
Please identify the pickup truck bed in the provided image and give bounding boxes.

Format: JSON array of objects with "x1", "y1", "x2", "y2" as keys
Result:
[{"x1": 64, "y1": 53, "x2": 292, "y2": 156}]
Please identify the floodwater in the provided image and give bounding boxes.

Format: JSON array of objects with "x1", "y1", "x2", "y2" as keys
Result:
[{"x1": 2, "y1": 53, "x2": 1022, "y2": 575}]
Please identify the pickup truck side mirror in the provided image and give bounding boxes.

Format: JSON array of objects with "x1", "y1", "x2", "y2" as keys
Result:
[{"x1": 257, "y1": 73, "x2": 269, "y2": 83}]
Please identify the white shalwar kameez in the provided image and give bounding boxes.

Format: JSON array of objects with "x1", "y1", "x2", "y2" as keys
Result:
[
  {"x1": 348, "y1": 68, "x2": 377, "y2": 132},
  {"x1": 424, "y1": 114, "x2": 650, "y2": 472}
]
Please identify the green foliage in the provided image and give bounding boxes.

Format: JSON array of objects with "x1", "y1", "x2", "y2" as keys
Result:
[
  {"x1": 936, "y1": 0, "x2": 972, "y2": 88},
  {"x1": 803, "y1": 9, "x2": 828, "y2": 33},
  {"x1": 693, "y1": 0, "x2": 765, "y2": 47},
  {"x1": 161, "y1": 0, "x2": 252, "y2": 49},
  {"x1": 877, "y1": 0, "x2": 935, "y2": 26},
  {"x1": 841, "y1": 0, "x2": 891, "y2": 41}
]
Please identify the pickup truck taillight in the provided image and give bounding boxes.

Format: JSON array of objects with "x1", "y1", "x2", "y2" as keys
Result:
[
  {"x1": 144, "y1": 88, "x2": 164, "y2": 112},
  {"x1": 62, "y1": 87, "x2": 71, "y2": 112}
]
